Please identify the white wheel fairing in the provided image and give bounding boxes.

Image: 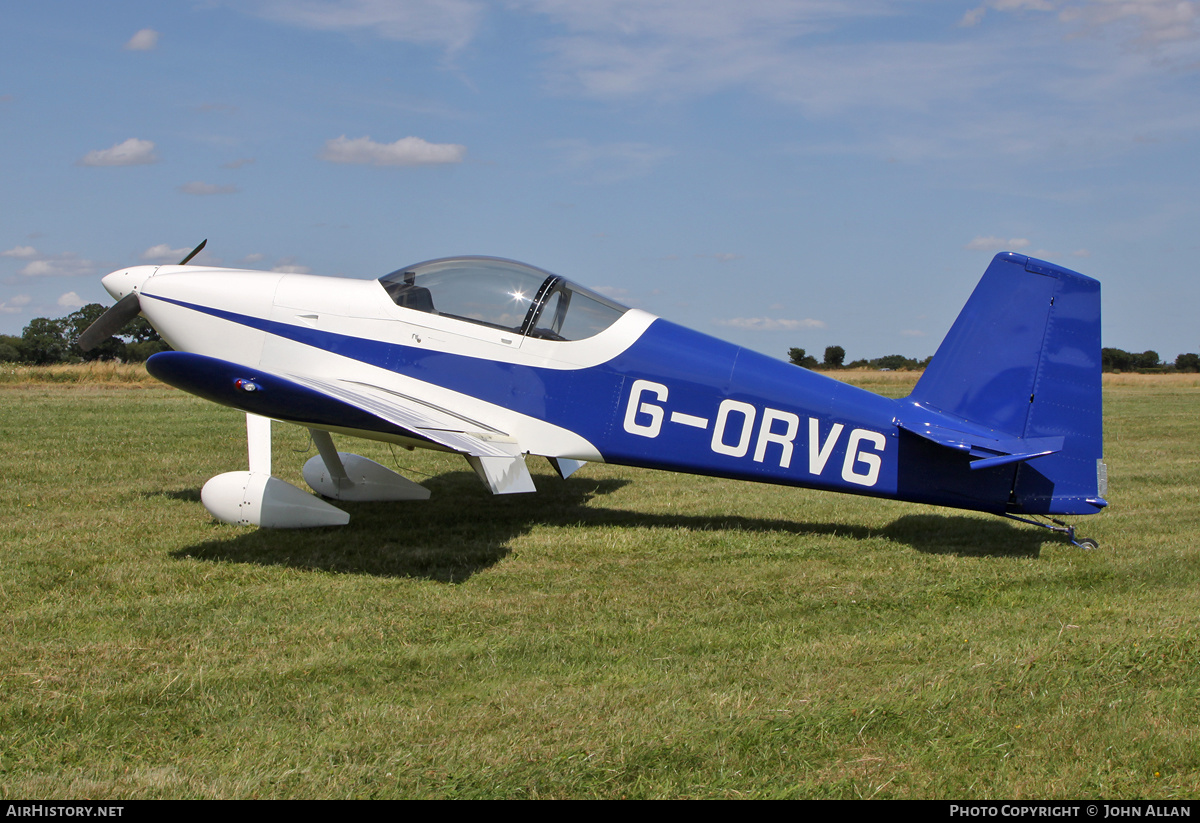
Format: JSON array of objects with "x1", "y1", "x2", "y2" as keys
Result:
[
  {"x1": 202, "y1": 472, "x2": 349, "y2": 528},
  {"x1": 302, "y1": 452, "x2": 431, "y2": 501}
]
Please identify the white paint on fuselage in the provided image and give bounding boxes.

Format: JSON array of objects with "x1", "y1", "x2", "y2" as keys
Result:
[{"x1": 113, "y1": 265, "x2": 658, "y2": 465}]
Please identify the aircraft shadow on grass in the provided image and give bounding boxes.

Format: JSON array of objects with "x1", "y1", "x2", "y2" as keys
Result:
[
  {"x1": 89, "y1": 248, "x2": 1104, "y2": 553},
  {"x1": 168, "y1": 469, "x2": 1048, "y2": 582},
  {"x1": 153, "y1": 488, "x2": 203, "y2": 503}
]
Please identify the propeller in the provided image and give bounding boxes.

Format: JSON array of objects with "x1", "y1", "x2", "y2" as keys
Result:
[
  {"x1": 177, "y1": 238, "x2": 207, "y2": 265},
  {"x1": 78, "y1": 239, "x2": 206, "y2": 352},
  {"x1": 77, "y1": 292, "x2": 143, "y2": 352}
]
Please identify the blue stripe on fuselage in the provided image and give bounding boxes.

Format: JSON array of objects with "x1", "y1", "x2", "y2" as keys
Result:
[
  {"x1": 140, "y1": 293, "x2": 907, "y2": 494},
  {"x1": 145, "y1": 292, "x2": 1015, "y2": 508}
]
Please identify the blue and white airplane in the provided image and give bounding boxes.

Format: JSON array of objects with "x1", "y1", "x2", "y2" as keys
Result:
[{"x1": 81, "y1": 244, "x2": 1106, "y2": 545}]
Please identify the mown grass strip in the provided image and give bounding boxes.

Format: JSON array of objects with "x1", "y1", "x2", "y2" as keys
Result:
[{"x1": 0, "y1": 373, "x2": 1196, "y2": 798}]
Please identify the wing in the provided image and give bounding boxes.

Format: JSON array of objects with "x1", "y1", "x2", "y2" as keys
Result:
[{"x1": 145, "y1": 351, "x2": 537, "y2": 493}]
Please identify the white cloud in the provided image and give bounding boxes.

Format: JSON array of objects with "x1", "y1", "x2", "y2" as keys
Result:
[
  {"x1": 960, "y1": 1, "x2": 1197, "y2": 46},
  {"x1": 552, "y1": 139, "x2": 672, "y2": 183},
  {"x1": 959, "y1": 6, "x2": 988, "y2": 27},
  {"x1": 229, "y1": 1, "x2": 1200, "y2": 168},
  {"x1": 124, "y1": 28, "x2": 159, "y2": 51},
  {"x1": 714, "y1": 316, "x2": 825, "y2": 331},
  {"x1": 179, "y1": 181, "x2": 240, "y2": 195},
  {"x1": 515, "y1": 0, "x2": 1200, "y2": 166},
  {"x1": 1059, "y1": 1, "x2": 1196, "y2": 46},
  {"x1": 57, "y1": 292, "x2": 86, "y2": 309},
  {"x1": 965, "y1": 236, "x2": 1031, "y2": 251},
  {"x1": 525, "y1": 1, "x2": 906, "y2": 103},
  {"x1": 1, "y1": 246, "x2": 38, "y2": 259},
  {"x1": 0, "y1": 295, "x2": 31, "y2": 314},
  {"x1": 1071, "y1": 248, "x2": 1091, "y2": 257},
  {"x1": 320, "y1": 135, "x2": 466, "y2": 166},
  {"x1": 271, "y1": 257, "x2": 311, "y2": 274},
  {"x1": 18, "y1": 255, "x2": 95, "y2": 278},
  {"x1": 592, "y1": 285, "x2": 630, "y2": 299},
  {"x1": 141, "y1": 244, "x2": 193, "y2": 263},
  {"x1": 78, "y1": 138, "x2": 159, "y2": 167},
  {"x1": 249, "y1": 0, "x2": 484, "y2": 54}
]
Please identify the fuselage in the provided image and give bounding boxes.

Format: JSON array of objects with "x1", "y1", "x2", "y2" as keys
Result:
[{"x1": 103, "y1": 257, "x2": 1096, "y2": 517}]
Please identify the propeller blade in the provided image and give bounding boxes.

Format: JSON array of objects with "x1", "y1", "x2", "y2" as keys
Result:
[
  {"x1": 78, "y1": 239, "x2": 206, "y2": 352},
  {"x1": 78, "y1": 291, "x2": 142, "y2": 352},
  {"x1": 178, "y1": 239, "x2": 207, "y2": 266}
]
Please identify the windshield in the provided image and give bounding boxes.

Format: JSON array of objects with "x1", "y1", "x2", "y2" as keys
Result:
[{"x1": 380, "y1": 256, "x2": 628, "y2": 341}]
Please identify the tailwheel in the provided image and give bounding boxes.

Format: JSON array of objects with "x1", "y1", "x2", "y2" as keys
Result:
[{"x1": 1002, "y1": 513, "x2": 1100, "y2": 549}]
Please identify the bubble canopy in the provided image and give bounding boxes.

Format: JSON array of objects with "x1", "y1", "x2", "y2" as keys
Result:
[{"x1": 379, "y1": 256, "x2": 630, "y2": 342}]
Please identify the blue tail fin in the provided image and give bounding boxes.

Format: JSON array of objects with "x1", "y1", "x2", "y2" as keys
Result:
[{"x1": 906, "y1": 253, "x2": 1106, "y2": 515}]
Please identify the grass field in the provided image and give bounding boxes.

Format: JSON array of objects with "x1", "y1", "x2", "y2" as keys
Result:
[{"x1": 1, "y1": 367, "x2": 1197, "y2": 798}]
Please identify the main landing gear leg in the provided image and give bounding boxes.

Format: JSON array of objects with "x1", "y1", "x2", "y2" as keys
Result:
[
  {"x1": 1002, "y1": 514, "x2": 1099, "y2": 549},
  {"x1": 200, "y1": 414, "x2": 351, "y2": 527},
  {"x1": 302, "y1": 429, "x2": 431, "y2": 502}
]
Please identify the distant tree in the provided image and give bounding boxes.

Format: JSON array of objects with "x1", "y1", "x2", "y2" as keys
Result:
[
  {"x1": 823, "y1": 345, "x2": 845, "y2": 369},
  {"x1": 126, "y1": 315, "x2": 162, "y2": 344},
  {"x1": 0, "y1": 334, "x2": 23, "y2": 362},
  {"x1": 1175, "y1": 353, "x2": 1200, "y2": 373},
  {"x1": 64, "y1": 303, "x2": 125, "y2": 361},
  {"x1": 125, "y1": 339, "x2": 170, "y2": 361},
  {"x1": 1103, "y1": 347, "x2": 1164, "y2": 372},
  {"x1": 1134, "y1": 350, "x2": 1161, "y2": 370},
  {"x1": 788, "y1": 347, "x2": 817, "y2": 369},
  {"x1": 57, "y1": 302, "x2": 168, "y2": 362},
  {"x1": 1102, "y1": 348, "x2": 1134, "y2": 372},
  {"x1": 873, "y1": 354, "x2": 913, "y2": 371},
  {"x1": 21, "y1": 317, "x2": 69, "y2": 364}
]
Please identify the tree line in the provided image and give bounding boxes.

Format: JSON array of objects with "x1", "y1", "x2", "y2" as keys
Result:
[
  {"x1": 0, "y1": 304, "x2": 168, "y2": 364},
  {"x1": 3, "y1": 305, "x2": 1196, "y2": 374},
  {"x1": 788, "y1": 346, "x2": 933, "y2": 372},
  {"x1": 789, "y1": 345, "x2": 1200, "y2": 373},
  {"x1": 1101, "y1": 348, "x2": 1200, "y2": 373}
]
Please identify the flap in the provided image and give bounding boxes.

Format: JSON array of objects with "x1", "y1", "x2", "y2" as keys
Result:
[{"x1": 284, "y1": 373, "x2": 522, "y2": 459}]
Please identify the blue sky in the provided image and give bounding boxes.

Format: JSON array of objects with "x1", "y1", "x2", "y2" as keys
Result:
[{"x1": 3, "y1": 0, "x2": 1198, "y2": 362}]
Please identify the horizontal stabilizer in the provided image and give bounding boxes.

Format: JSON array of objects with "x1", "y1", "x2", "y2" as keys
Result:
[
  {"x1": 896, "y1": 419, "x2": 1063, "y2": 471},
  {"x1": 904, "y1": 253, "x2": 1104, "y2": 514}
]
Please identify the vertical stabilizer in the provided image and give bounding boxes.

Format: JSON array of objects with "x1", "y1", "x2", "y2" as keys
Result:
[{"x1": 908, "y1": 253, "x2": 1105, "y2": 515}]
